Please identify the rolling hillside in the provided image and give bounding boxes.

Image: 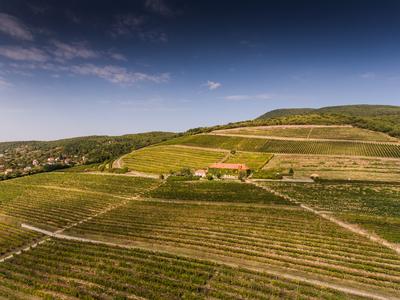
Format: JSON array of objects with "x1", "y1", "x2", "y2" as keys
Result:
[{"x1": 1, "y1": 105, "x2": 400, "y2": 299}]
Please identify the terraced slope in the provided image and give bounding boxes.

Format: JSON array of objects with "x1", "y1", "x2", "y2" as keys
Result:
[
  {"x1": 167, "y1": 134, "x2": 400, "y2": 158},
  {"x1": 66, "y1": 200, "x2": 400, "y2": 297},
  {"x1": 121, "y1": 145, "x2": 227, "y2": 173},
  {"x1": 0, "y1": 239, "x2": 365, "y2": 299}
]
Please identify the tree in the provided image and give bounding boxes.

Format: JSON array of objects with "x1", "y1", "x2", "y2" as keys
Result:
[
  {"x1": 289, "y1": 168, "x2": 294, "y2": 176},
  {"x1": 238, "y1": 170, "x2": 247, "y2": 181}
]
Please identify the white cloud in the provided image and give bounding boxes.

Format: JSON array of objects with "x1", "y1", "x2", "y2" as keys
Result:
[
  {"x1": 108, "y1": 51, "x2": 127, "y2": 61},
  {"x1": 70, "y1": 64, "x2": 170, "y2": 85},
  {"x1": 223, "y1": 93, "x2": 272, "y2": 101},
  {"x1": 0, "y1": 13, "x2": 33, "y2": 41},
  {"x1": 223, "y1": 95, "x2": 250, "y2": 100},
  {"x1": 206, "y1": 80, "x2": 221, "y2": 90},
  {"x1": 0, "y1": 46, "x2": 49, "y2": 62},
  {"x1": 51, "y1": 40, "x2": 99, "y2": 60},
  {"x1": 361, "y1": 72, "x2": 376, "y2": 79},
  {"x1": 145, "y1": 0, "x2": 174, "y2": 17}
]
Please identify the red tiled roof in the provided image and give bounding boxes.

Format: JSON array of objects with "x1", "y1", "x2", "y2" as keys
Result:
[{"x1": 208, "y1": 163, "x2": 249, "y2": 170}]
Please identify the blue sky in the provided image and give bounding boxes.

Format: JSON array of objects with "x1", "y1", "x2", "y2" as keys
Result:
[{"x1": 0, "y1": 0, "x2": 400, "y2": 141}]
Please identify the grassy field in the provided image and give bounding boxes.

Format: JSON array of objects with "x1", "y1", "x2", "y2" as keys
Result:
[
  {"x1": 260, "y1": 181, "x2": 400, "y2": 243},
  {"x1": 121, "y1": 145, "x2": 227, "y2": 174},
  {"x1": 225, "y1": 152, "x2": 273, "y2": 169},
  {"x1": 166, "y1": 134, "x2": 400, "y2": 158},
  {"x1": 148, "y1": 180, "x2": 293, "y2": 204},
  {"x1": 66, "y1": 200, "x2": 400, "y2": 297},
  {"x1": 0, "y1": 239, "x2": 366, "y2": 300},
  {"x1": 214, "y1": 126, "x2": 398, "y2": 142},
  {"x1": 265, "y1": 154, "x2": 400, "y2": 181}
]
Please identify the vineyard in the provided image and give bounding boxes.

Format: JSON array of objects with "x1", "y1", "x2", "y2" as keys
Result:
[
  {"x1": 164, "y1": 134, "x2": 267, "y2": 152},
  {"x1": 0, "y1": 173, "x2": 159, "y2": 230},
  {"x1": 147, "y1": 180, "x2": 292, "y2": 204},
  {"x1": 0, "y1": 239, "x2": 365, "y2": 299},
  {"x1": 225, "y1": 152, "x2": 273, "y2": 169},
  {"x1": 62, "y1": 199, "x2": 400, "y2": 298},
  {"x1": 265, "y1": 154, "x2": 400, "y2": 181},
  {"x1": 260, "y1": 181, "x2": 400, "y2": 243},
  {"x1": 0, "y1": 217, "x2": 42, "y2": 256},
  {"x1": 167, "y1": 134, "x2": 400, "y2": 158},
  {"x1": 121, "y1": 145, "x2": 227, "y2": 173},
  {"x1": 214, "y1": 125, "x2": 398, "y2": 142},
  {"x1": 1, "y1": 165, "x2": 400, "y2": 299},
  {"x1": 261, "y1": 139, "x2": 400, "y2": 157},
  {"x1": 7, "y1": 172, "x2": 159, "y2": 196}
]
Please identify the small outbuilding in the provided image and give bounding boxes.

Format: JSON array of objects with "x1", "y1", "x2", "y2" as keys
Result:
[{"x1": 194, "y1": 169, "x2": 207, "y2": 177}]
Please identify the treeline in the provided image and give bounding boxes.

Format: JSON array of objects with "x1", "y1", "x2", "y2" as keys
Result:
[{"x1": 45, "y1": 132, "x2": 177, "y2": 163}]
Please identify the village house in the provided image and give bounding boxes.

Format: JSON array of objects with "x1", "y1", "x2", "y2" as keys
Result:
[
  {"x1": 32, "y1": 159, "x2": 39, "y2": 166},
  {"x1": 5, "y1": 169, "x2": 13, "y2": 175}
]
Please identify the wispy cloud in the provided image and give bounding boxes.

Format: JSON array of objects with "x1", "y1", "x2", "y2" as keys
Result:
[
  {"x1": 108, "y1": 51, "x2": 127, "y2": 61},
  {"x1": 0, "y1": 46, "x2": 49, "y2": 62},
  {"x1": 145, "y1": 0, "x2": 174, "y2": 17},
  {"x1": 65, "y1": 10, "x2": 81, "y2": 24},
  {"x1": 0, "y1": 76, "x2": 12, "y2": 88},
  {"x1": 0, "y1": 13, "x2": 34, "y2": 41},
  {"x1": 70, "y1": 64, "x2": 170, "y2": 85},
  {"x1": 223, "y1": 93, "x2": 272, "y2": 101},
  {"x1": 205, "y1": 80, "x2": 221, "y2": 90},
  {"x1": 110, "y1": 14, "x2": 146, "y2": 37},
  {"x1": 361, "y1": 72, "x2": 376, "y2": 79},
  {"x1": 51, "y1": 40, "x2": 99, "y2": 61},
  {"x1": 28, "y1": 4, "x2": 49, "y2": 15}
]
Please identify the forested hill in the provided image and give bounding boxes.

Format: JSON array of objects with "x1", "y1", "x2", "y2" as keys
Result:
[{"x1": 0, "y1": 132, "x2": 176, "y2": 176}]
